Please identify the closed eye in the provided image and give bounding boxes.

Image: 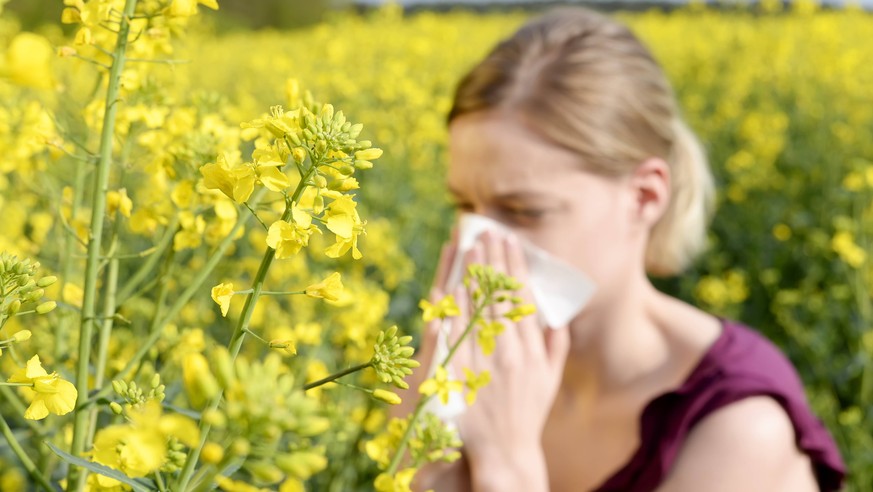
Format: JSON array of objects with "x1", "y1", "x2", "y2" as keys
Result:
[{"x1": 450, "y1": 201, "x2": 475, "y2": 213}]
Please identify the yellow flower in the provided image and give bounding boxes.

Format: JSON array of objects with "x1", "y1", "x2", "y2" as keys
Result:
[
  {"x1": 92, "y1": 401, "x2": 200, "y2": 478},
  {"x1": 201, "y1": 442, "x2": 225, "y2": 464},
  {"x1": 504, "y1": 303, "x2": 536, "y2": 322},
  {"x1": 182, "y1": 352, "x2": 220, "y2": 408},
  {"x1": 267, "y1": 204, "x2": 319, "y2": 259},
  {"x1": 7, "y1": 355, "x2": 77, "y2": 420},
  {"x1": 166, "y1": 0, "x2": 219, "y2": 17},
  {"x1": 323, "y1": 195, "x2": 365, "y2": 259},
  {"x1": 476, "y1": 320, "x2": 505, "y2": 356},
  {"x1": 106, "y1": 188, "x2": 133, "y2": 218},
  {"x1": 462, "y1": 368, "x2": 491, "y2": 405},
  {"x1": 4, "y1": 33, "x2": 54, "y2": 89},
  {"x1": 832, "y1": 230, "x2": 867, "y2": 268},
  {"x1": 200, "y1": 154, "x2": 236, "y2": 200},
  {"x1": 374, "y1": 468, "x2": 417, "y2": 492},
  {"x1": 304, "y1": 272, "x2": 343, "y2": 301},
  {"x1": 268, "y1": 339, "x2": 298, "y2": 356},
  {"x1": 211, "y1": 282, "x2": 234, "y2": 317},
  {"x1": 419, "y1": 295, "x2": 460, "y2": 322},
  {"x1": 418, "y1": 366, "x2": 462, "y2": 405}
]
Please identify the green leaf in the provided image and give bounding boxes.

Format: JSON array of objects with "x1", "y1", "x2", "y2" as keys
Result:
[{"x1": 44, "y1": 441, "x2": 158, "y2": 492}]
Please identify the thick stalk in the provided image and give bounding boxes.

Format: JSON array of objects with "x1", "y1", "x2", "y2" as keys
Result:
[
  {"x1": 67, "y1": 0, "x2": 138, "y2": 488},
  {"x1": 0, "y1": 412, "x2": 55, "y2": 492}
]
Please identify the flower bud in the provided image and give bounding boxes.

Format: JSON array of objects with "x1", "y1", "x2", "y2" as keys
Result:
[
  {"x1": 7, "y1": 299, "x2": 21, "y2": 315},
  {"x1": 372, "y1": 389, "x2": 402, "y2": 405},
  {"x1": 11, "y1": 330, "x2": 31, "y2": 342},
  {"x1": 291, "y1": 147, "x2": 307, "y2": 163},
  {"x1": 109, "y1": 402, "x2": 124, "y2": 415},
  {"x1": 202, "y1": 409, "x2": 227, "y2": 428},
  {"x1": 230, "y1": 438, "x2": 251, "y2": 457},
  {"x1": 298, "y1": 416, "x2": 330, "y2": 437},
  {"x1": 37, "y1": 276, "x2": 57, "y2": 288},
  {"x1": 36, "y1": 301, "x2": 56, "y2": 314},
  {"x1": 111, "y1": 379, "x2": 128, "y2": 396},
  {"x1": 354, "y1": 148, "x2": 383, "y2": 161},
  {"x1": 201, "y1": 442, "x2": 224, "y2": 464},
  {"x1": 287, "y1": 132, "x2": 302, "y2": 146},
  {"x1": 354, "y1": 160, "x2": 373, "y2": 170},
  {"x1": 247, "y1": 462, "x2": 283, "y2": 484}
]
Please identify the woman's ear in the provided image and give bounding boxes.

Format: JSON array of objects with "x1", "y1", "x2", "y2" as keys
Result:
[{"x1": 629, "y1": 157, "x2": 671, "y2": 228}]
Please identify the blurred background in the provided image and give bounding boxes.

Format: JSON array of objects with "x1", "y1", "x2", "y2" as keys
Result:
[{"x1": 2, "y1": 0, "x2": 872, "y2": 489}]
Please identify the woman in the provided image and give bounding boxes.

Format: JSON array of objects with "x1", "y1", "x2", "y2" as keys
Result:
[{"x1": 394, "y1": 7, "x2": 845, "y2": 492}]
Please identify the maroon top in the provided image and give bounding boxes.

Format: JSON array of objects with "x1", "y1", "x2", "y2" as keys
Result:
[{"x1": 594, "y1": 318, "x2": 846, "y2": 491}]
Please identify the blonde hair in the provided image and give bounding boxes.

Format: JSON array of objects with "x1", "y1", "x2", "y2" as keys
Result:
[{"x1": 448, "y1": 7, "x2": 715, "y2": 276}]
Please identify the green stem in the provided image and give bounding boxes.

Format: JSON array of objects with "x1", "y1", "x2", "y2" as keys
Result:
[
  {"x1": 85, "y1": 248, "x2": 120, "y2": 445},
  {"x1": 81, "y1": 247, "x2": 175, "y2": 408},
  {"x1": 57, "y1": 159, "x2": 87, "y2": 361},
  {"x1": 115, "y1": 215, "x2": 179, "y2": 304},
  {"x1": 234, "y1": 289, "x2": 304, "y2": 296},
  {"x1": 154, "y1": 471, "x2": 167, "y2": 492},
  {"x1": 0, "y1": 385, "x2": 47, "y2": 437},
  {"x1": 67, "y1": 0, "x2": 138, "y2": 488},
  {"x1": 174, "y1": 167, "x2": 317, "y2": 492},
  {"x1": 0, "y1": 413, "x2": 55, "y2": 492},
  {"x1": 243, "y1": 202, "x2": 268, "y2": 230},
  {"x1": 242, "y1": 328, "x2": 268, "y2": 344},
  {"x1": 303, "y1": 362, "x2": 373, "y2": 391}
]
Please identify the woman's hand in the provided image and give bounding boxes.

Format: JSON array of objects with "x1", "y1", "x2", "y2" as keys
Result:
[{"x1": 448, "y1": 230, "x2": 571, "y2": 491}]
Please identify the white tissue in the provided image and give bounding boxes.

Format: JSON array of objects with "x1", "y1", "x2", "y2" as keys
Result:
[{"x1": 424, "y1": 213, "x2": 596, "y2": 424}]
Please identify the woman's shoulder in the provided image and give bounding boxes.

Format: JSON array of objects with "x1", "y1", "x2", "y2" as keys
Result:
[
  {"x1": 682, "y1": 318, "x2": 808, "y2": 398},
  {"x1": 666, "y1": 318, "x2": 845, "y2": 490},
  {"x1": 596, "y1": 318, "x2": 846, "y2": 492}
]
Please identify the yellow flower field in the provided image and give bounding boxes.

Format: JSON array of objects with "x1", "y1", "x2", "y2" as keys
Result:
[{"x1": 0, "y1": 1, "x2": 871, "y2": 490}]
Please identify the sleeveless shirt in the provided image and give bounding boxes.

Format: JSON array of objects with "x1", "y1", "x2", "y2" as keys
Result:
[{"x1": 594, "y1": 318, "x2": 846, "y2": 491}]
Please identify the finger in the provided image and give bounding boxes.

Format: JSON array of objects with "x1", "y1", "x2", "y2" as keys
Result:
[
  {"x1": 483, "y1": 231, "x2": 512, "y2": 322},
  {"x1": 433, "y1": 235, "x2": 459, "y2": 293},
  {"x1": 544, "y1": 325, "x2": 572, "y2": 372},
  {"x1": 499, "y1": 234, "x2": 546, "y2": 359}
]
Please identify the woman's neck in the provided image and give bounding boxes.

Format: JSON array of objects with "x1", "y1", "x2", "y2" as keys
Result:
[
  {"x1": 558, "y1": 277, "x2": 723, "y2": 409},
  {"x1": 560, "y1": 278, "x2": 676, "y2": 400}
]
